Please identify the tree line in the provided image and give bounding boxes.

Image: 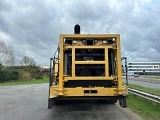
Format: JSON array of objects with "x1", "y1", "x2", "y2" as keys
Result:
[
  {"x1": 0, "y1": 41, "x2": 36, "y2": 67},
  {"x1": 0, "y1": 41, "x2": 48, "y2": 82}
]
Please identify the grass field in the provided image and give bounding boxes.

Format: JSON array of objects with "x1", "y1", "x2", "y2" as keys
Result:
[
  {"x1": 127, "y1": 83, "x2": 160, "y2": 120},
  {"x1": 128, "y1": 83, "x2": 160, "y2": 96},
  {"x1": 143, "y1": 75, "x2": 160, "y2": 79},
  {"x1": 0, "y1": 76, "x2": 49, "y2": 86},
  {"x1": 128, "y1": 93, "x2": 160, "y2": 120}
]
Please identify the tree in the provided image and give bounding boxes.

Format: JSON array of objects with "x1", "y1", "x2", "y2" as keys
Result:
[
  {"x1": 0, "y1": 41, "x2": 15, "y2": 66},
  {"x1": 0, "y1": 62, "x2": 3, "y2": 70},
  {"x1": 20, "y1": 56, "x2": 36, "y2": 66}
]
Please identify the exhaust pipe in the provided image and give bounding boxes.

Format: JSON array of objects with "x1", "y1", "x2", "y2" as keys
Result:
[{"x1": 74, "y1": 24, "x2": 80, "y2": 34}]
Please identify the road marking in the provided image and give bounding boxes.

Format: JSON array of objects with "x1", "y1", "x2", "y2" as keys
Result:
[
  {"x1": 24, "y1": 88, "x2": 43, "y2": 92},
  {"x1": 33, "y1": 88, "x2": 43, "y2": 91},
  {"x1": 24, "y1": 90, "x2": 32, "y2": 92}
]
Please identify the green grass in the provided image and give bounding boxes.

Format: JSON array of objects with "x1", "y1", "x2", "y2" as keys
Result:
[
  {"x1": 143, "y1": 75, "x2": 160, "y2": 79},
  {"x1": 128, "y1": 93, "x2": 160, "y2": 120},
  {"x1": 128, "y1": 84, "x2": 160, "y2": 96},
  {"x1": 127, "y1": 84, "x2": 160, "y2": 119},
  {"x1": 0, "y1": 76, "x2": 49, "y2": 86}
]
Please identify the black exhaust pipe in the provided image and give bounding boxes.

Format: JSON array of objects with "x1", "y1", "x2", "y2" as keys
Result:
[{"x1": 74, "y1": 24, "x2": 80, "y2": 34}]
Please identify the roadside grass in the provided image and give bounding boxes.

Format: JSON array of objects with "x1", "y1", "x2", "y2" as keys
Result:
[
  {"x1": 128, "y1": 93, "x2": 160, "y2": 120},
  {"x1": 0, "y1": 76, "x2": 49, "y2": 86},
  {"x1": 126, "y1": 83, "x2": 160, "y2": 120},
  {"x1": 123, "y1": 82, "x2": 160, "y2": 96},
  {"x1": 143, "y1": 76, "x2": 160, "y2": 79},
  {"x1": 128, "y1": 83, "x2": 160, "y2": 96}
]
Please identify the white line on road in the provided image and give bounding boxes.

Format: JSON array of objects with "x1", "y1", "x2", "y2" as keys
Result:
[{"x1": 24, "y1": 88, "x2": 43, "y2": 92}]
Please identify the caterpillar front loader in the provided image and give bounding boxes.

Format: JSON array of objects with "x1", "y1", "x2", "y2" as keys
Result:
[{"x1": 48, "y1": 24, "x2": 128, "y2": 109}]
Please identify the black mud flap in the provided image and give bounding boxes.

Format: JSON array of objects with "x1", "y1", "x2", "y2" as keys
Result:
[
  {"x1": 48, "y1": 98, "x2": 61, "y2": 109},
  {"x1": 119, "y1": 97, "x2": 127, "y2": 108},
  {"x1": 48, "y1": 98, "x2": 54, "y2": 109}
]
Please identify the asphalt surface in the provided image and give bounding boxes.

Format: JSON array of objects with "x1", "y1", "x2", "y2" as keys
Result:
[
  {"x1": 123, "y1": 76, "x2": 160, "y2": 90},
  {"x1": 0, "y1": 83, "x2": 143, "y2": 120}
]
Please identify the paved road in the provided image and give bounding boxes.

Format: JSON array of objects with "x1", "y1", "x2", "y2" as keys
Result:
[
  {"x1": 123, "y1": 76, "x2": 160, "y2": 90},
  {"x1": 0, "y1": 83, "x2": 143, "y2": 120}
]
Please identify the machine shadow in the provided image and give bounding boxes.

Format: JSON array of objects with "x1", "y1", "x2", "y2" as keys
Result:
[{"x1": 50, "y1": 100, "x2": 115, "y2": 112}]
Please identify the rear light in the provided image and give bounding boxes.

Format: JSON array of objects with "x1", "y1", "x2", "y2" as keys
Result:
[
  {"x1": 73, "y1": 40, "x2": 77, "y2": 44},
  {"x1": 94, "y1": 39, "x2": 98, "y2": 44},
  {"x1": 102, "y1": 40, "x2": 107, "y2": 44},
  {"x1": 82, "y1": 39, "x2": 86, "y2": 44},
  {"x1": 112, "y1": 38, "x2": 115, "y2": 41}
]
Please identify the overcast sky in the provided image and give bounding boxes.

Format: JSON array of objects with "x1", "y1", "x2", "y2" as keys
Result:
[{"x1": 0, "y1": 0, "x2": 160, "y2": 66}]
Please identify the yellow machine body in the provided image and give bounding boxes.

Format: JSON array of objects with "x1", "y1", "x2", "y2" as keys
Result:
[{"x1": 48, "y1": 32, "x2": 128, "y2": 109}]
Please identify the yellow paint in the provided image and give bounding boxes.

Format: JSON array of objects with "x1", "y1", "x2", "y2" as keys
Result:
[
  {"x1": 49, "y1": 34, "x2": 128, "y2": 99},
  {"x1": 50, "y1": 86, "x2": 128, "y2": 98}
]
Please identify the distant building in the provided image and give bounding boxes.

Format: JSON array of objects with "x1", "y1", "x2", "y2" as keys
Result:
[
  {"x1": 128, "y1": 62, "x2": 160, "y2": 75},
  {"x1": 41, "y1": 65, "x2": 50, "y2": 69}
]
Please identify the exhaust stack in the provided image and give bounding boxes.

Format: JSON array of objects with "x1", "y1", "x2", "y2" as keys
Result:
[{"x1": 74, "y1": 24, "x2": 80, "y2": 34}]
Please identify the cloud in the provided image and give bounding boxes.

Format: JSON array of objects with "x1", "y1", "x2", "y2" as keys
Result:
[{"x1": 0, "y1": 0, "x2": 160, "y2": 65}]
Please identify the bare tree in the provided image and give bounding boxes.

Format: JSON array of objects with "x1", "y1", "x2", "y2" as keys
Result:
[
  {"x1": 0, "y1": 62, "x2": 3, "y2": 70},
  {"x1": 0, "y1": 41, "x2": 15, "y2": 66},
  {"x1": 20, "y1": 56, "x2": 36, "y2": 66}
]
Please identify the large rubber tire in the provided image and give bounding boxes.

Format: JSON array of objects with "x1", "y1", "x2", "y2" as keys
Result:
[{"x1": 119, "y1": 97, "x2": 127, "y2": 108}]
